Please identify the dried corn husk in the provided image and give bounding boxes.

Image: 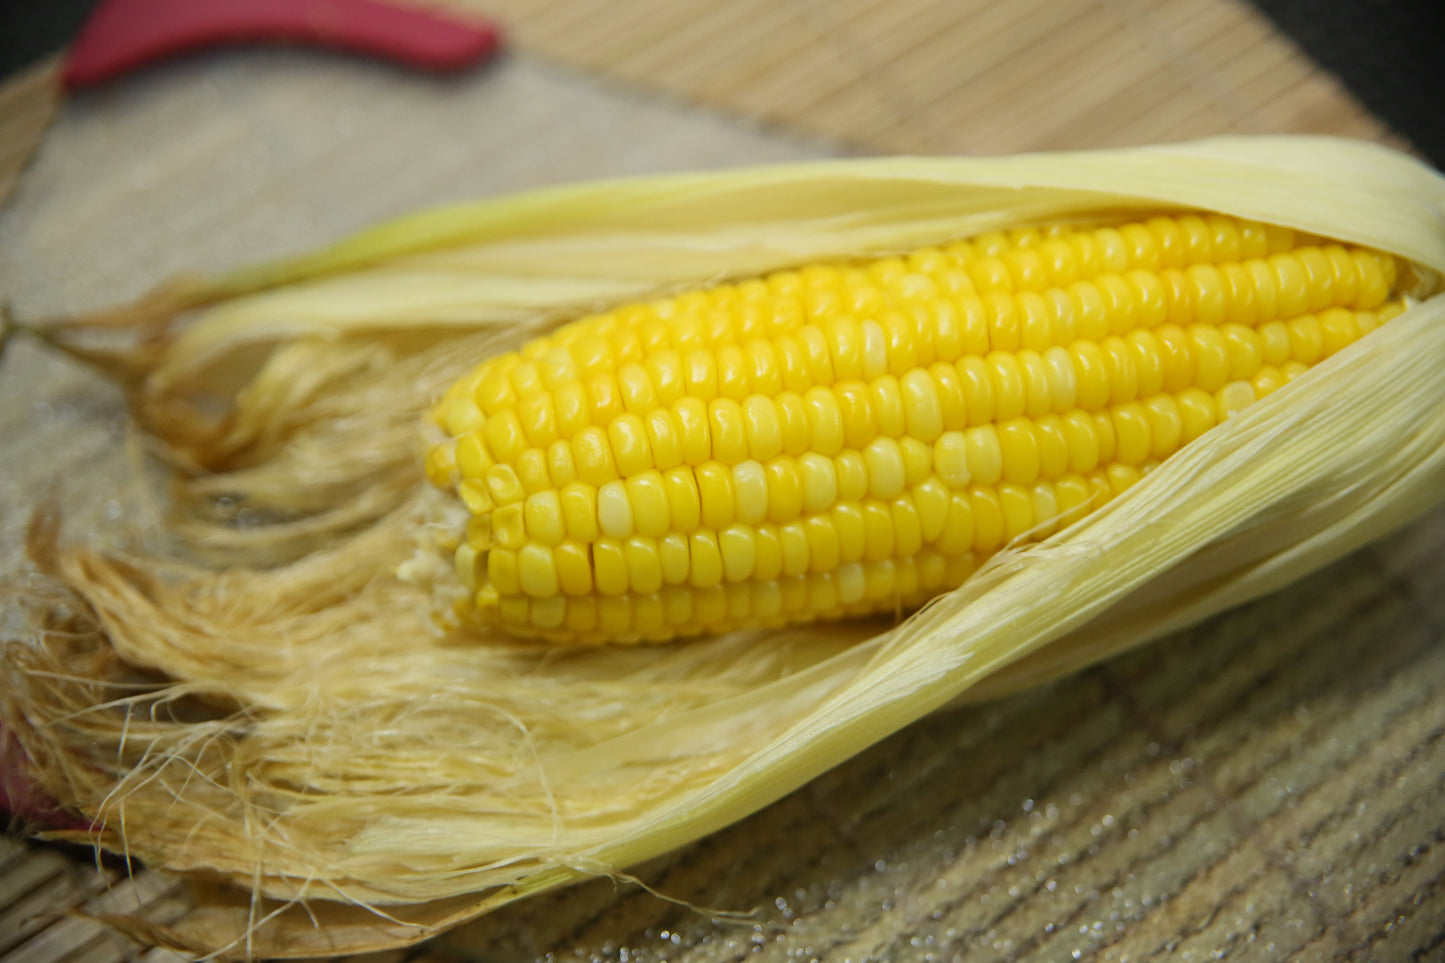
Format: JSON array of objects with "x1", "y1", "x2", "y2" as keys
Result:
[{"x1": 4, "y1": 136, "x2": 1445, "y2": 958}]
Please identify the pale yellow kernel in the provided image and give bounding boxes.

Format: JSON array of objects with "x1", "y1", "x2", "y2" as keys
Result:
[
  {"x1": 963, "y1": 424, "x2": 1004, "y2": 487},
  {"x1": 956, "y1": 356, "x2": 996, "y2": 425},
  {"x1": 732, "y1": 460, "x2": 768, "y2": 525},
  {"x1": 1069, "y1": 341, "x2": 1110, "y2": 410},
  {"x1": 836, "y1": 451, "x2": 869, "y2": 501},
  {"x1": 970, "y1": 487, "x2": 1005, "y2": 553},
  {"x1": 626, "y1": 472, "x2": 670, "y2": 537},
  {"x1": 553, "y1": 541, "x2": 592, "y2": 596},
  {"x1": 586, "y1": 373, "x2": 625, "y2": 424},
  {"x1": 776, "y1": 392, "x2": 811, "y2": 455},
  {"x1": 1040, "y1": 346, "x2": 1078, "y2": 412},
  {"x1": 1219, "y1": 263, "x2": 1258, "y2": 326},
  {"x1": 672, "y1": 397, "x2": 711, "y2": 466},
  {"x1": 625, "y1": 537, "x2": 663, "y2": 594},
  {"x1": 606, "y1": 414, "x2": 650, "y2": 477},
  {"x1": 1112, "y1": 403, "x2": 1151, "y2": 466},
  {"x1": 745, "y1": 339, "x2": 783, "y2": 397},
  {"x1": 453, "y1": 543, "x2": 480, "y2": 592},
  {"x1": 1128, "y1": 270, "x2": 1168, "y2": 328},
  {"x1": 766, "y1": 458, "x2": 804, "y2": 523},
  {"x1": 485, "y1": 464, "x2": 526, "y2": 506},
  {"x1": 709, "y1": 399, "x2": 748, "y2": 463},
  {"x1": 864, "y1": 438, "x2": 907, "y2": 499},
  {"x1": 1216, "y1": 382, "x2": 1257, "y2": 420},
  {"x1": 1252, "y1": 365, "x2": 1286, "y2": 398},
  {"x1": 716, "y1": 344, "x2": 749, "y2": 400},
  {"x1": 935, "y1": 431, "x2": 971, "y2": 488},
  {"x1": 1286, "y1": 315, "x2": 1324, "y2": 365},
  {"x1": 1030, "y1": 483, "x2": 1060, "y2": 537},
  {"x1": 832, "y1": 503, "x2": 866, "y2": 564},
  {"x1": 1319, "y1": 307, "x2": 1361, "y2": 357},
  {"x1": 1054, "y1": 474, "x2": 1095, "y2": 524},
  {"x1": 779, "y1": 523, "x2": 810, "y2": 576},
  {"x1": 1187, "y1": 264, "x2": 1228, "y2": 327},
  {"x1": 551, "y1": 381, "x2": 590, "y2": 438},
  {"x1": 1142, "y1": 395, "x2": 1184, "y2": 459},
  {"x1": 597, "y1": 480, "x2": 635, "y2": 538},
  {"x1": 1127, "y1": 331, "x2": 1166, "y2": 398},
  {"x1": 592, "y1": 535, "x2": 627, "y2": 595},
  {"x1": 451, "y1": 432, "x2": 487, "y2": 480},
  {"x1": 458, "y1": 478, "x2": 491, "y2": 516},
  {"x1": 804, "y1": 386, "x2": 845, "y2": 455},
  {"x1": 523, "y1": 491, "x2": 566, "y2": 546},
  {"x1": 836, "y1": 563, "x2": 867, "y2": 605},
  {"x1": 1071, "y1": 281, "x2": 1110, "y2": 341},
  {"x1": 1271, "y1": 253, "x2": 1310, "y2": 319},
  {"x1": 999, "y1": 484, "x2": 1034, "y2": 543},
  {"x1": 891, "y1": 498, "x2": 923, "y2": 557},
  {"x1": 1017, "y1": 291, "x2": 1054, "y2": 351},
  {"x1": 573, "y1": 427, "x2": 618, "y2": 487},
  {"x1": 861, "y1": 319, "x2": 889, "y2": 379},
  {"x1": 914, "y1": 479, "x2": 950, "y2": 542},
  {"x1": 1178, "y1": 388, "x2": 1217, "y2": 442},
  {"x1": 901, "y1": 437, "x2": 933, "y2": 487},
  {"x1": 644, "y1": 349, "x2": 685, "y2": 405},
  {"x1": 515, "y1": 449, "x2": 552, "y2": 495},
  {"x1": 696, "y1": 461, "x2": 735, "y2": 530},
  {"x1": 827, "y1": 316, "x2": 865, "y2": 380},
  {"x1": 805, "y1": 515, "x2": 841, "y2": 572},
  {"x1": 871, "y1": 376, "x2": 906, "y2": 437},
  {"x1": 754, "y1": 525, "x2": 783, "y2": 580},
  {"x1": 937, "y1": 493, "x2": 974, "y2": 554},
  {"x1": 985, "y1": 291, "x2": 1021, "y2": 352},
  {"x1": 1106, "y1": 464, "x2": 1143, "y2": 496},
  {"x1": 931, "y1": 363, "x2": 967, "y2": 429},
  {"x1": 1189, "y1": 325, "x2": 1231, "y2": 392},
  {"x1": 683, "y1": 348, "x2": 718, "y2": 401},
  {"x1": 743, "y1": 395, "x2": 783, "y2": 461},
  {"x1": 1060, "y1": 410, "x2": 1101, "y2": 474},
  {"x1": 642, "y1": 410, "x2": 682, "y2": 472},
  {"x1": 997, "y1": 419, "x2": 1041, "y2": 485},
  {"x1": 442, "y1": 398, "x2": 484, "y2": 437},
  {"x1": 836, "y1": 382, "x2": 877, "y2": 450},
  {"x1": 988, "y1": 352, "x2": 1027, "y2": 420},
  {"x1": 689, "y1": 532, "x2": 723, "y2": 588},
  {"x1": 1092, "y1": 411, "x2": 1117, "y2": 464},
  {"x1": 560, "y1": 483, "x2": 598, "y2": 541},
  {"x1": 517, "y1": 544, "x2": 559, "y2": 597},
  {"x1": 1324, "y1": 247, "x2": 1359, "y2": 306},
  {"x1": 488, "y1": 549, "x2": 520, "y2": 596},
  {"x1": 798, "y1": 452, "x2": 839, "y2": 513}
]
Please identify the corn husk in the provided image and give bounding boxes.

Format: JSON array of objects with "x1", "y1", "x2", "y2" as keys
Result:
[{"x1": 4, "y1": 136, "x2": 1445, "y2": 958}]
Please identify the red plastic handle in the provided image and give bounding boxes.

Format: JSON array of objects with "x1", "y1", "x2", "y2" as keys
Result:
[{"x1": 62, "y1": 0, "x2": 501, "y2": 90}]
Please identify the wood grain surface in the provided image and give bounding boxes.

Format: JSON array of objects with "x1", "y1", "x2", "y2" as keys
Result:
[{"x1": 1, "y1": 0, "x2": 1440, "y2": 961}]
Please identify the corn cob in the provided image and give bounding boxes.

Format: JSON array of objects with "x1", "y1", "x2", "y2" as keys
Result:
[{"x1": 423, "y1": 213, "x2": 1405, "y2": 644}]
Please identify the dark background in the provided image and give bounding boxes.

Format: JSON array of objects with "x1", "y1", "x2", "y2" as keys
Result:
[{"x1": 1, "y1": 0, "x2": 1441, "y2": 167}]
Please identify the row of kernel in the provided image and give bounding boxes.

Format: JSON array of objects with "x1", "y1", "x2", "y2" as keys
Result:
[
  {"x1": 456, "y1": 266, "x2": 1393, "y2": 435},
  {"x1": 479, "y1": 467, "x2": 1148, "y2": 602},
  {"x1": 1157, "y1": 248, "x2": 1394, "y2": 329},
  {"x1": 446, "y1": 304, "x2": 1388, "y2": 502},
  {"x1": 490, "y1": 551, "x2": 977, "y2": 642},
  {"x1": 451, "y1": 248, "x2": 1396, "y2": 433}
]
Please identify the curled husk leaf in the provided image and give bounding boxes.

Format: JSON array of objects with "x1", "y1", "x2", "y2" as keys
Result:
[{"x1": 4, "y1": 136, "x2": 1445, "y2": 958}]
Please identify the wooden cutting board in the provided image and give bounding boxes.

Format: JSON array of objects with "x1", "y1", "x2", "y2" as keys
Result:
[{"x1": 2, "y1": 2, "x2": 1439, "y2": 962}]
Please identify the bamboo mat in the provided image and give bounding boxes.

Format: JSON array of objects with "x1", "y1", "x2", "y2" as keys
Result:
[{"x1": 2, "y1": 0, "x2": 1441, "y2": 961}]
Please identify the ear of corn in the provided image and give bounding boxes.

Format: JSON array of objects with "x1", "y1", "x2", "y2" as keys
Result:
[
  {"x1": 6, "y1": 137, "x2": 1445, "y2": 958},
  {"x1": 422, "y1": 215, "x2": 1408, "y2": 643}
]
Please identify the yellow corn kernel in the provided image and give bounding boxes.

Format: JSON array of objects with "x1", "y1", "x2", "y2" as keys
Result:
[{"x1": 425, "y1": 213, "x2": 1406, "y2": 642}]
